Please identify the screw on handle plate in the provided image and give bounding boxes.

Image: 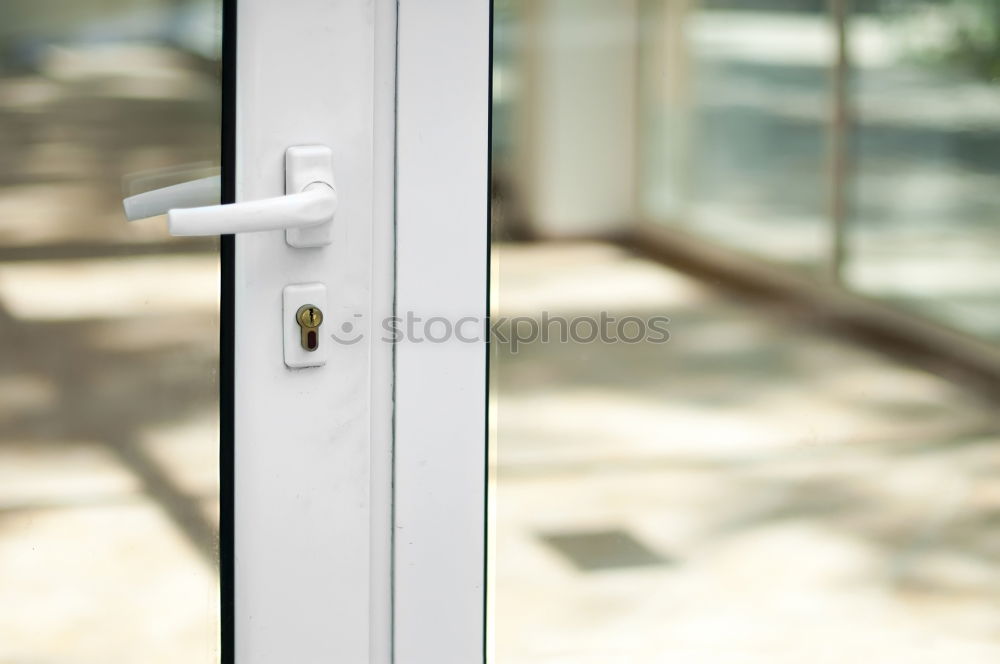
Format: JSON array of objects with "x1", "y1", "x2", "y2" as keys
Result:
[{"x1": 296, "y1": 304, "x2": 323, "y2": 351}]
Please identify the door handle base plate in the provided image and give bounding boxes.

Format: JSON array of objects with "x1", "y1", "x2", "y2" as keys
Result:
[{"x1": 285, "y1": 146, "x2": 336, "y2": 248}]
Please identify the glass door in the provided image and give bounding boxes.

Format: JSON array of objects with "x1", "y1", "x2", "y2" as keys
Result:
[
  {"x1": 1, "y1": 1, "x2": 404, "y2": 662},
  {"x1": 0, "y1": 1, "x2": 224, "y2": 661}
]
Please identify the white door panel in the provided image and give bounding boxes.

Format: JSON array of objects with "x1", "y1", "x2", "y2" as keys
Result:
[{"x1": 231, "y1": 1, "x2": 488, "y2": 661}]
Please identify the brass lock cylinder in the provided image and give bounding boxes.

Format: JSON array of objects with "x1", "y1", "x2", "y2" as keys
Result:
[{"x1": 296, "y1": 304, "x2": 323, "y2": 351}]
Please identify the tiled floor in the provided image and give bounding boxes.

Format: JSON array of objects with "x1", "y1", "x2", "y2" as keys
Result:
[
  {"x1": 491, "y1": 242, "x2": 1000, "y2": 663},
  {"x1": 3, "y1": 236, "x2": 999, "y2": 662}
]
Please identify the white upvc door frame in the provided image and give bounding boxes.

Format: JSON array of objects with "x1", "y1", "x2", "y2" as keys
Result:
[
  {"x1": 227, "y1": 1, "x2": 488, "y2": 662},
  {"x1": 393, "y1": 1, "x2": 491, "y2": 662}
]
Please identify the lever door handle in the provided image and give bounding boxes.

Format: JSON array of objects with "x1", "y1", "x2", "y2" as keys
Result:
[
  {"x1": 124, "y1": 145, "x2": 337, "y2": 248},
  {"x1": 123, "y1": 175, "x2": 221, "y2": 221},
  {"x1": 168, "y1": 182, "x2": 336, "y2": 239}
]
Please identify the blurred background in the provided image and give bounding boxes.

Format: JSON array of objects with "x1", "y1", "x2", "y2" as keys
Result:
[
  {"x1": 491, "y1": 0, "x2": 1000, "y2": 662},
  {"x1": 0, "y1": 0, "x2": 221, "y2": 661},
  {"x1": 4, "y1": 0, "x2": 1000, "y2": 662}
]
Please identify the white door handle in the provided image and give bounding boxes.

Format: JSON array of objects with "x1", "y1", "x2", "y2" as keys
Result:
[
  {"x1": 124, "y1": 145, "x2": 337, "y2": 248},
  {"x1": 123, "y1": 175, "x2": 221, "y2": 221},
  {"x1": 168, "y1": 182, "x2": 336, "y2": 239}
]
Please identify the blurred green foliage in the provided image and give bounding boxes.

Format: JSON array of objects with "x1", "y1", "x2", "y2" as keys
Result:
[
  {"x1": 698, "y1": 0, "x2": 1000, "y2": 78},
  {"x1": 889, "y1": 0, "x2": 1000, "y2": 78}
]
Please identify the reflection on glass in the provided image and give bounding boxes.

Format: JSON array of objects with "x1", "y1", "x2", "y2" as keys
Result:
[
  {"x1": 640, "y1": 0, "x2": 833, "y2": 271},
  {"x1": 846, "y1": 0, "x2": 1000, "y2": 340},
  {"x1": 0, "y1": 1, "x2": 221, "y2": 661}
]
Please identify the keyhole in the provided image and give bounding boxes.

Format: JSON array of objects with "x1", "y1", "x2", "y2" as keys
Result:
[{"x1": 296, "y1": 304, "x2": 323, "y2": 352}]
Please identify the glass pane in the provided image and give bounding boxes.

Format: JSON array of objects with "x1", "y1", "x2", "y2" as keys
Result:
[
  {"x1": 845, "y1": 0, "x2": 1000, "y2": 340},
  {"x1": 0, "y1": 2, "x2": 222, "y2": 661},
  {"x1": 492, "y1": 1, "x2": 1000, "y2": 661},
  {"x1": 639, "y1": 0, "x2": 833, "y2": 272}
]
